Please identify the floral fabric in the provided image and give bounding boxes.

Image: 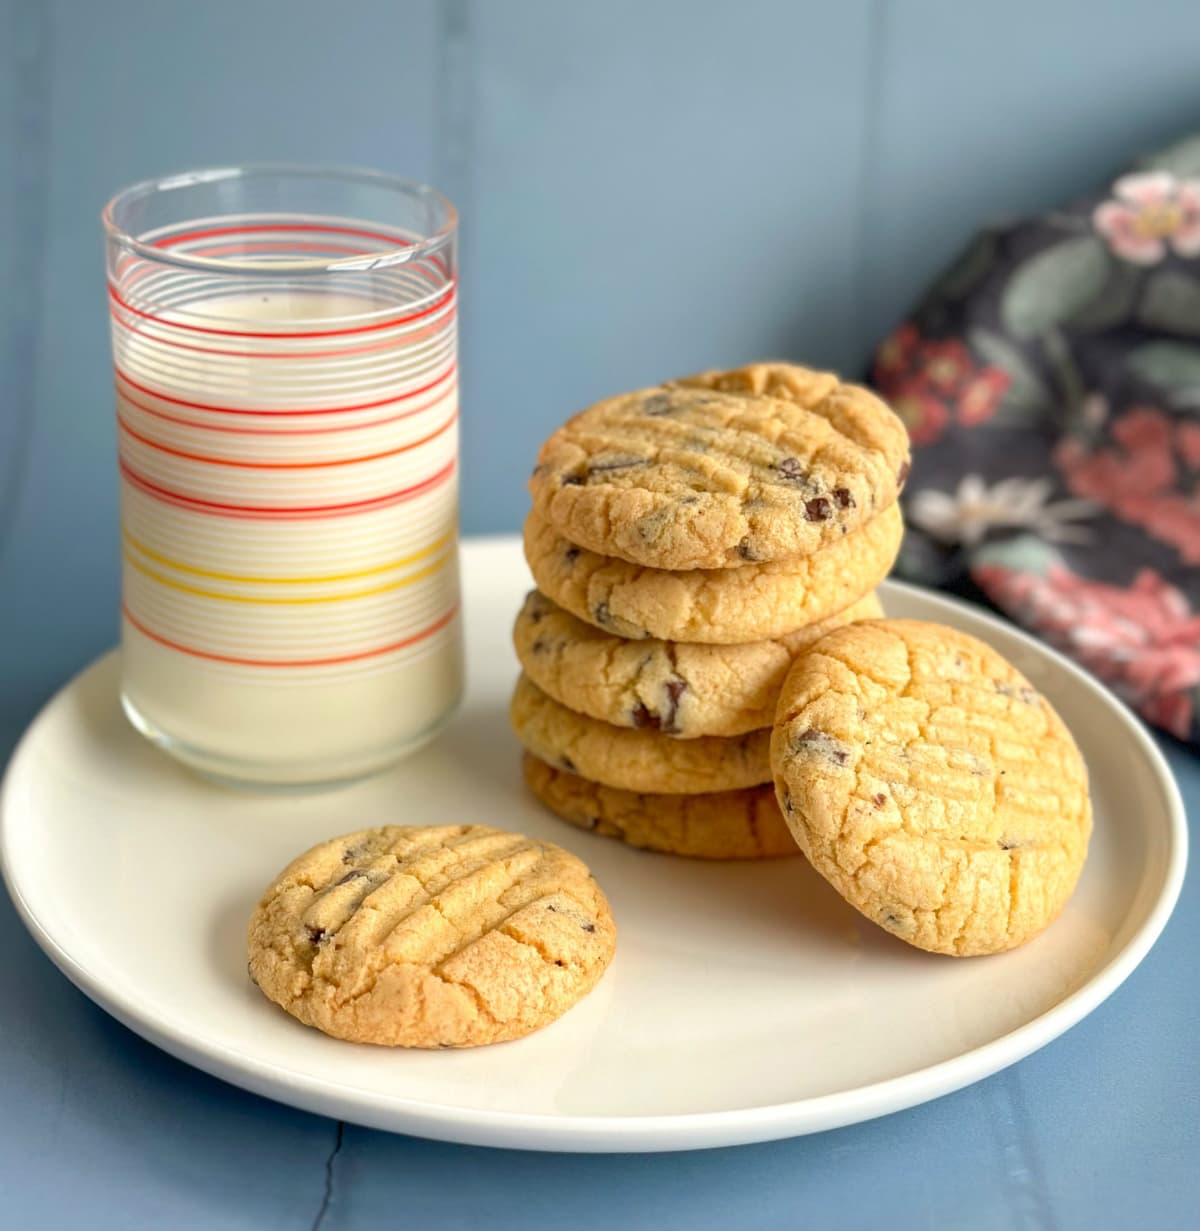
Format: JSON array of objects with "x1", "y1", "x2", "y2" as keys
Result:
[{"x1": 872, "y1": 133, "x2": 1200, "y2": 746}]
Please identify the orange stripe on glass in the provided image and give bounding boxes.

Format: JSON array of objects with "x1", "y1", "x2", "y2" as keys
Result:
[{"x1": 122, "y1": 601, "x2": 459, "y2": 667}]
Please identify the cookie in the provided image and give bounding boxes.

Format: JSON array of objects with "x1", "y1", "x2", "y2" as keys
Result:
[
  {"x1": 523, "y1": 502, "x2": 902, "y2": 644},
  {"x1": 514, "y1": 588, "x2": 884, "y2": 738},
  {"x1": 770, "y1": 619, "x2": 1092, "y2": 956},
  {"x1": 247, "y1": 824, "x2": 616, "y2": 1047},
  {"x1": 669, "y1": 360, "x2": 844, "y2": 403},
  {"x1": 510, "y1": 673, "x2": 771, "y2": 793},
  {"x1": 528, "y1": 365, "x2": 909, "y2": 569},
  {"x1": 523, "y1": 754, "x2": 798, "y2": 860}
]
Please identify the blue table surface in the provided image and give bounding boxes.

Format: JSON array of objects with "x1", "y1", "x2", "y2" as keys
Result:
[{"x1": 1, "y1": 682, "x2": 1196, "y2": 1231}]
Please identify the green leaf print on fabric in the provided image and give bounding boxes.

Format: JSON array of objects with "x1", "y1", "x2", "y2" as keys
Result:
[
  {"x1": 1127, "y1": 341, "x2": 1200, "y2": 395},
  {"x1": 1000, "y1": 236, "x2": 1111, "y2": 338},
  {"x1": 1138, "y1": 271, "x2": 1200, "y2": 337},
  {"x1": 1066, "y1": 260, "x2": 1142, "y2": 332},
  {"x1": 1139, "y1": 133, "x2": 1200, "y2": 179},
  {"x1": 973, "y1": 534, "x2": 1058, "y2": 576},
  {"x1": 968, "y1": 327, "x2": 1050, "y2": 414}
]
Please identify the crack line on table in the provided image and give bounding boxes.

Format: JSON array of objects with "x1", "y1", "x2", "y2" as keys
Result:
[{"x1": 309, "y1": 1120, "x2": 345, "y2": 1231}]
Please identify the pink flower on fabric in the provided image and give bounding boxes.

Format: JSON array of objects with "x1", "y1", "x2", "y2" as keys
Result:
[
  {"x1": 1055, "y1": 407, "x2": 1200, "y2": 564},
  {"x1": 871, "y1": 322, "x2": 1012, "y2": 443},
  {"x1": 1177, "y1": 422, "x2": 1200, "y2": 468},
  {"x1": 976, "y1": 562, "x2": 1200, "y2": 739},
  {"x1": 919, "y1": 339, "x2": 976, "y2": 396},
  {"x1": 874, "y1": 323, "x2": 920, "y2": 380},
  {"x1": 1092, "y1": 172, "x2": 1200, "y2": 265},
  {"x1": 891, "y1": 386, "x2": 950, "y2": 445},
  {"x1": 957, "y1": 368, "x2": 1011, "y2": 426}
]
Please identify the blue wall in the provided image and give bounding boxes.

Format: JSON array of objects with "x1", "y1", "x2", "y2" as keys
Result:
[{"x1": 3, "y1": 0, "x2": 1200, "y2": 718}]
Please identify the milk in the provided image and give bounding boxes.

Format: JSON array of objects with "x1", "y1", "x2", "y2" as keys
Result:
[{"x1": 111, "y1": 285, "x2": 463, "y2": 785}]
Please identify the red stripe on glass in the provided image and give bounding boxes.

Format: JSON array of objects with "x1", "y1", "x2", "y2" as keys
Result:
[
  {"x1": 122, "y1": 601, "x2": 459, "y2": 667},
  {"x1": 109, "y1": 301, "x2": 456, "y2": 359},
  {"x1": 118, "y1": 456, "x2": 456, "y2": 518},
  {"x1": 117, "y1": 407, "x2": 457, "y2": 468},
  {"x1": 151, "y1": 221, "x2": 418, "y2": 250},
  {"x1": 106, "y1": 278, "x2": 454, "y2": 339},
  {"x1": 112, "y1": 361, "x2": 456, "y2": 417},
  {"x1": 116, "y1": 380, "x2": 453, "y2": 437}
]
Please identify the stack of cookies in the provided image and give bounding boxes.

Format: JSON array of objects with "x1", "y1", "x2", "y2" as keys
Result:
[{"x1": 510, "y1": 362, "x2": 911, "y2": 860}]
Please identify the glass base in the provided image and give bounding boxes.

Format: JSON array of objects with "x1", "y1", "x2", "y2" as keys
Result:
[{"x1": 120, "y1": 691, "x2": 462, "y2": 792}]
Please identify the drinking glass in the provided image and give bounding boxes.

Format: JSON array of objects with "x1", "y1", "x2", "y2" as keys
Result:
[{"x1": 102, "y1": 165, "x2": 463, "y2": 786}]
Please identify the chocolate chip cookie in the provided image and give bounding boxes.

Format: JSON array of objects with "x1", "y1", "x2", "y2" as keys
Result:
[
  {"x1": 247, "y1": 824, "x2": 616, "y2": 1046},
  {"x1": 524, "y1": 502, "x2": 902, "y2": 643},
  {"x1": 523, "y1": 754, "x2": 798, "y2": 860},
  {"x1": 771, "y1": 619, "x2": 1092, "y2": 956},
  {"x1": 510, "y1": 673, "x2": 771, "y2": 793},
  {"x1": 513, "y1": 588, "x2": 883, "y2": 738},
  {"x1": 528, "y1": 364, "x2": 909, "y2": 570}
]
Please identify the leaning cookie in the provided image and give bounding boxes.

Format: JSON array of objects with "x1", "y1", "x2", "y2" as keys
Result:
[
  {"x1": 510, "y1": 673, "x2": 771, "y2": 793},
  {"x1": 522, "y1": 754, "x2": 798, "y2": 860},
  {"x1": 523, "y1": 502, "x2": 902, "y2": 644},
  {"x1": 514, "y1": 589, "x2": 884, "y2": 738},
  {"x1": 528, "y1": 366, "x2": 909, "y2": 570},
  {"x1": 247, "y1": 824, "x2": 616, "y2": 1047},
  {"x1": 771, "y1": 619, "x2": 1092, "y2": 956}
]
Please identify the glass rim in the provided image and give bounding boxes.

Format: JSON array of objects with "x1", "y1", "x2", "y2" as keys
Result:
[{"x1": 101, "y1": 162, "x2": 458, "y2": 276}]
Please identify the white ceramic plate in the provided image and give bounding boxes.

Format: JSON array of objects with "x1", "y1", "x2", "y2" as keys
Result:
[{"x1": 1, "y1": 538, "x2": 1187, "y2": 1152}]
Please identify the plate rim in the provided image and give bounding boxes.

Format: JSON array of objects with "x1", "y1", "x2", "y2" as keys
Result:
[{"x1": 1, "y1": 558, "x2": 1189, "y2": 1152}]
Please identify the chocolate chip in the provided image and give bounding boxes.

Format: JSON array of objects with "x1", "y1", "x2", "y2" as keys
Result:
[
  {"x1": 581, "y1": 921, "x2": 596, "y2": 933},
  {"x1": 776, "y1": 456, "x2": 806, "y2": 481},
  {"x1": 561, "y1": 474, "x2": 585, "y2": 486},
  {"x1": 832, "y1": 487, "x2": 854, "y2": 509},
  {"x1": 662, "y1": 678, "x2": 686, "y2": 733},
  {"x1": 882, "y1": 913, "x2": 901, "y2": 928},
  {"x1": 334, "y1": 869, "x2": 366, "y2": 887},
  {"x1": 897, "y1": 460, "x2": 911, "y2": 487},
  {"x1": 641, "y1": 393, "x2": 674, "y2": 416},
  {"x1": 563, "y1": 546, "x2": 580, "y2": 565},
  {"x1": 634, "y1": 506, "x2": 672, "y2": 544},
  {"x1": 546, "y1": 903, "x2": 559, "y2": 912},
  {"x1": 793, "y1": 727, "x2": 850, "y2": 765},
  {"x1": 554, "y1": 959, "x2": 566, "y2": 967},
  {"x1": 630, "y1": 703, "x2": 660, "y2": 730},
  {"x1": 593, "y1": 600, "x2": 612, "y2": 627},
  {"x1": 804, "y1": 496, "x2": 832, "y2": 522},
  {"x1": 995, "y1": 682, "x2": 1039, "y2": 704},
  {"x1": 531, "y1": 637, "x2": 548, "y2": 654},
  {"x1": 587, "y1": 454, "x2": 646, "y2": 476},
  {"x1": 306, "y1": 926, "x2": 327, "y2": 945},
  {"x1": 872, "y1": 792, "x2": 886, "y2": 807},
  {"x1": 736, "y1": 536, "x2": 762, "y2": 562},
  {"x1": 781, "y1": 790, "x2": 795, "y2": 814},
  {"x1": 560, "y1": 755, "x2": 577, "y2": 773},
  {"x1": 998, "y1": 837, "x2": 1025, "y2": 850}
]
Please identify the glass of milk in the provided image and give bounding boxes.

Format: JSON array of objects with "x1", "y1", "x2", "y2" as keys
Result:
[{"x1": 102, "y1": 165, "x2": 463, "y2": 787}]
